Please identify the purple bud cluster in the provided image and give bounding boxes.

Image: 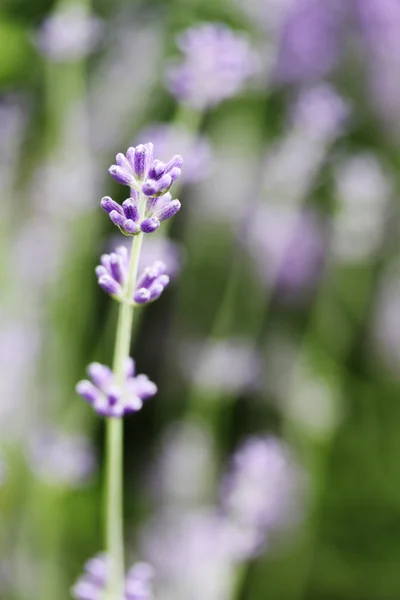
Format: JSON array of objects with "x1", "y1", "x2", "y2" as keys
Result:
[
  {"x1": 71, "y1": 553, "x2": 154, "y2": 600},
  {"x1": 95, "y1": 246, "x2": 169, "y2": 305},
  {"x1": 101, "y1": 191, "x2": 181, "y2": 236},
  {"x1": 108, "y1": 142, "x2": 183, "y2": 198},
  {"x1": 76, "y1": 358, "x2": 157, "y2": 418}
]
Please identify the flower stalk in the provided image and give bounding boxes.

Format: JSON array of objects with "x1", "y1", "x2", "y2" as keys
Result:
[{"x1": 104, "y1": 193, "x2": 145, "y2": 600}]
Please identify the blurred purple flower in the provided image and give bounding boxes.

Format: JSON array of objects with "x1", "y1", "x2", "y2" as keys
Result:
[
  {"x1": 137, "y1": 124, "x2": 211, "y2": 184},
  {"x1": 274, "y1": 0, "x2": 345, "y2": 84},
  {"x1": 96, "y1": 246, "x2": 169, "y2": 305},
  {"x1": 76, "y1": 358, "x2": 157, "y2": 418},
  {"x1": 290, "y1": 83, "x2": 349, "y2": 138},
  {"x1": 71, "y1": 553, "x2": 154, "y2": 600},
  {"x1": 142, "y1": 510, "x2": 237, "y2": 600},
  {"x1": 36, "y1": 5, "x2": 103, "y2": 62},
  {"x1": 180, "y1": 339, "x2": 261, "y2": 395},
  {"x1": 166, "y1": 23, "x2": 258, "y2": 109},
  {"x1": 28, "y1": 428, "x2": 96, "y2": 488},
  {"x1": 247, "y1": 207, "x2": 326, "y2": 300},
  {"x1": 354, "y1": 0, "x2": 400, "y2": 133},
  {"x1": 221, "y1": 436, "x2": 302, "y2": 546}
]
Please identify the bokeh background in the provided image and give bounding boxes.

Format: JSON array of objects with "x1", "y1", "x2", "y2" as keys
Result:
[{"x1": 2, "y1": 0, "x2": 400, "y2": 598}]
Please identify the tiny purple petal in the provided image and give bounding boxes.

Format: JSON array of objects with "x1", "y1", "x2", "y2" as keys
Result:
[
  {"x1": 87, "y1": 362, "x2": 113, "y2": 389},
  {"x1": 107, "y1": 385, "x2": 120, "y2": 407},
  {"x1": 149, "y1": 283, "x2": 164, "y2": 301},
  {"x1": 165, "y1": 154, "x2": 183, "y2": 173},
  {"x1": 109, "y1": 210, "x2": 126, "y2": 227},
  {"x1": 124, "y1": 357, "x2": 136, "y2": 378},
  {"x1": 168, "y1": 167, "x2": 182, "y2": 183},
  {"x1": 133, "y1": 144, "x2": 149, "y2": 180},
  {"x1": 116, "y1": 153, "x2": 132, "y2": 171},
  {"x1": 100, "y1": 253, "x2": 112, "y2": 271},
  {"x1": 132, "y1": 374, "x2": 158, "y2": 400},
  {"x1": 101, "y1": 196, "x2": 123, "y2": 215},
  {"x1": 148, "y1": 160, "x2": 166, "y2": 180},
  {"x1": 141, "y1": 217, "x2": 161, "y2": 233},
  {"x1": 157, "y1": 273, "x2": 170, "y2": 288},
  {"x1": 136, "y1": 266, "x2": 160, "y2": 290},
  {"x1": 123, "y1": 219, "x2": 140, "y2": 235},
  {"x1": 142, "y1": 174, "x2": 172, "y2": 197},
  {"x1": 122, "y1": 198, "x2": 140, "y2": 222},
  {"x1": 108, "y1": 165, "x2": 135, "y2": 186},
  {"x1": 76, "y1": 380, "x2": 100, "y2": 404},
  {"x1": 134, "y1": 288, "x2": 152, "y2": 304},
  {"x1": 109, "y1": 254, "x2": 125, "y2": 284},
  {"x1": 98, "y1": 275, "x2": 122, "y2": 296},
  {"x1": 95, "y1": 265, "x2": 108, "y2": 278},
  {"x1": 126, "y1": 146, "x2": 136, "y2": 169},
  {"x1": 154, "y1": 199, "x2": 181, "y2": 222}
]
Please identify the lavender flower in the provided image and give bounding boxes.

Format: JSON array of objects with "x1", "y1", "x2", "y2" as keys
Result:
[
  {"x1": 101, "y1": 191, "x2": 181, "y2": 236},
  {"x1": 71, "y1": 554, "x2": 154, "y2": 600},
  {"x1": 221, "y1": 437, "x2": 302, "y2": 543},
  {"x1": 108, "y1": 143, "x2": 183, "y2": 198},
  {"x1": 96, "y1": 246, "x2": 170, "y2": 305},
  {"x1": 28, "y1": 428, "x2": 96, "y2": 488},
  {"x1": 166, "y1": 23, "x2": 257, "y2": 109},
  {"x1": 36, "y1": 5, "x2": 103, "y2": 62},
  {"x1": 76, "y1": 358, "x2": 157, "y2": 417},
  {"x1": 274, "y1": 0, "x2": 345, "y2": 84},
  {"x1": 246, "y1": 207, "x2": 326, "y2": 300},
  {"x1": 137, "y1": 124, "x2": 211, "y2": 184}
]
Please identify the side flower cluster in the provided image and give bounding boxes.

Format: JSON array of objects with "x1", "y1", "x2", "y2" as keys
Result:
[
  {"x1": 96, "y1": 246, "x2": 169, "y2": 305},
  {"x1": 101, "y1": 191, "x2": 181, "y2": 236},
  {"x1": 71, "y1": 553, "x2": 154, "y2": 600},
  {"x1": 76, "y1": 358, "x2": 157, "y2": 418}
]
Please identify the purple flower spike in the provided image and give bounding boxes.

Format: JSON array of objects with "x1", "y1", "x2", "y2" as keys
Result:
[
  {"x1": 108, "y1": 142, "x2": 181, "y2": 200},
  {"x1": 104, "y1": 144, "x2": 183, "y2": 232},
  {"x1": 71, "y1": 554, "x2": 154, "y2": 600},
  {"x1": 76, "y1": 358, "x2": 157, "y2": 417}
]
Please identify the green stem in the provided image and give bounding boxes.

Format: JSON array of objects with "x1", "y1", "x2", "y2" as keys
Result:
[{"x1": 104, "y1": 195, "x2": 145, "y2": 600}]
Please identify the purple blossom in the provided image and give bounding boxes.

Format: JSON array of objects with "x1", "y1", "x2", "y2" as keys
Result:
[
  {"x1": 36, "y1": 5, "x2": 103, "y2": 62},
  {"x1": 28, "y1": 428, "x2": 96, "y2": 488},
  {"x1": 95, "y1": 246, "x2": 169, "y2": 305},
  {"x1": 101, "y1": 191, "x2": 181, "y2": 236},
  {"x1": 166, "y1": 23, "x2": 257, "y2": 109},
  {"x1": 108, "y1": 143, "x2": 183, "y2": 198},
  {"x1": 274, "y1": 0, "x2": 345, "y2": 84},
  {"x1": 353, "y1": 0, "x2": 400, "y2": 133},
  {"x1": 290, "y1": 83, "x2": 349, "y2": 139},
  {"x1": 76, "y1": 358, "x2": 157, "y2": 417},
  {"x1": 137, "y1": 124, "x2": 211, "y2": 184},
  {"x1": 71, "y1": 553, "x2": 154, "y2": 600},
  {"x1": 221, "y1": 437, "x2": 302, "y2": 543},
  {"x1": 246, "y1": 207, "x2": 326, "y2": 301}
]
